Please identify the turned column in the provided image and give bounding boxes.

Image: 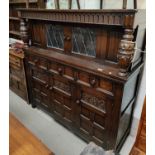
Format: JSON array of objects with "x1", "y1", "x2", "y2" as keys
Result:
[
  {"x1": 117, "y1": 29, "x2": 136, "y2": 76},
  {"x1": 20, "y1": 19, "x2": 29, "y2": 47}
]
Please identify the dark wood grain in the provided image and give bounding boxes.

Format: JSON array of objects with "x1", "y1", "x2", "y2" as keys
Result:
[
  {"x1": 9, "y1": 49, "x2": 28, "y2": 101},
  {"x1": 18, "y1": 8, "x2": 145, "y2": 153}
]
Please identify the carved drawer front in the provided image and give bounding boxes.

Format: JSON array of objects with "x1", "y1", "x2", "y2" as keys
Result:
[
  {"x1": 31, "y1": 69, "x2": 49, "y2": 86},
  {"x1": 32, "y1": 80, "x2": 50, "y2": 109},
  {"x1": 74, "y1": 70, "x2": 114, "y2": 96},
  {"x1": 49, "y1": 61, "x2": 67, "y2": 76},
  {"x1": 77, "y1": 88, "x2": 106, "y2": 145},
  {"x1": 9, "y1": 54, "x2": 21, "y2": 68},
  {"x1": 51, "y1": 89, "x2": 73, "y2": 125},
  {"x1": 52, "y1": 75, "x2": 71, "y2": 95},
  {"x1": 98, "y1": 78, "x2": 113, "y2": 93},
  {"x1": 77, "y1": 71, "x2": 91, "y2": 87},
  {"x1": 27, "y1": 54, "x2": 48, "y2": 70}
]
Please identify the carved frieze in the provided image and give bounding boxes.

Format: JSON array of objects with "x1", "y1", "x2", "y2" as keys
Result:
[{"x1": 18, "y1": 9, "x2": 136, "y2": 28}]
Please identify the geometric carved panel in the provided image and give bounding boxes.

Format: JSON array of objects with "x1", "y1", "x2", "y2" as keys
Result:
[
  {"x1": 54, "y1": 80, "x2": 70, "y2": 93},
  {"x1": 82, "y1": 93, "x2": 106, "y2": 112}
]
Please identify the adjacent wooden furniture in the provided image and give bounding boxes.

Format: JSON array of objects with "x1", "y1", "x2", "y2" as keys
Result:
[
  {"x1": 18, "y1": 8, "x2": 145, "y2": 153},
  {"x1": 9, "y1": 113, "x2": 54, "y2": 155},
  {"x1": 9, "y1": 48, "x2": 28, "y2": 101},
  {"x1": 130, "y1": 97, "x2": 146, "y2": 155},
  {"x1": 9, "y1": 0, "x2": 45, "y2": 39}
]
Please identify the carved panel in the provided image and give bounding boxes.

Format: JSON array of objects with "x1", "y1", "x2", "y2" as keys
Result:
[
  {"x1": 54, "y1": 80, "x2": 70, "y2": 93},
  {"x1": 79, "y1": 104, "x2": 106, "y2": 144},
  {"x1": 32, "y1": 69, "x2": 48, "y2": 85},
  {"x1": 82, "y1": 93, "x2": 106, "y2": 112},
  {"x1": 27, "y1": 54, "x2": 48, "y2": 70}
]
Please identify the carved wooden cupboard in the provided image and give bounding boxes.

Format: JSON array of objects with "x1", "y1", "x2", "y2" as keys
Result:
[
  {"x1": 9, "y1": 49, "x2": 28, "y2": 100},
  {"x1": 18, "y1": 9, "x2": 145, "y2": 153}
]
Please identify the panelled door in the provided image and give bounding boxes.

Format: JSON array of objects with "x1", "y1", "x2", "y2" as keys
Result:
[
  {"x1": 30, "y1": 67, "x2": 50, "y2": 110},
  {"x1": 48, "y1": 72, "x2": 75, "y2": 128},
  {"x1": 75, "y1": 85, "x2": 107, "y2": 146}
]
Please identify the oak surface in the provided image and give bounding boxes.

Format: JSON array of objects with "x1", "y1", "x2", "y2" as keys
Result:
[{"x1": 9, "y1": 113, "x2": 54, "y2": 155}]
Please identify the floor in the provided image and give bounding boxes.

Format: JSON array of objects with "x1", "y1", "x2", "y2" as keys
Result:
[
  {"x1": 9, "y1": 90, "x2": 136, "y2": 155},
  {"x1": 10, "y1": 113, "x2": 53, "y2": 155},
  {"x1": 130, "y1": 147, "x2": 145, "y2": 155}
]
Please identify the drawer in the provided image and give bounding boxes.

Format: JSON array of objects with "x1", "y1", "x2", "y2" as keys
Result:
[
  {"x1": 50, "y1": 75, "x2": 71, "y2": 95},
  {"x1": 31, "y1": 69, "x2": 49, "y2": 86},
  {"x1": 10, "y1": 66, "x2": 24, "y2": 79},
  {"x1": 9, "y1": 55, "x2": 21, "y2": 68},
  {"x1": 27, "y1": 54, "x2": 48, "y2": 70}
]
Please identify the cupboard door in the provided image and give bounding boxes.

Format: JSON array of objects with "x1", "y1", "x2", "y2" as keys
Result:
[
  {"x1": 31, "y1": 68, "x2": 50, "y2": 110},
  {"x1": 75, "y1": 86, "x2": 107, "y2": 145},
  {"x1": 49, "y1": 74, "x2": 74, "y2": 127}
]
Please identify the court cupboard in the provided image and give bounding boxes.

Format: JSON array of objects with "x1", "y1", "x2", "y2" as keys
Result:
[{"x1": 17, "y1": 5, "x2": 145, "y2": 153}]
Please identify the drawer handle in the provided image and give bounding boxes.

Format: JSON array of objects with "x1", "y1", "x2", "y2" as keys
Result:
[
  {"x1": 49, "y1": 86, "x2": 53, "y2": 90},
  {"x1": 66, "y1": 36, "x2": 71, "y2": 41},
  {"x1": 76, "y1": 100, "x2": 80, "y2": 105},
  {"x1": 34, "y1": 59, "x2": 39, "y2": 63},
  {"x1": 90, "y1": 79, "x2": 96, "y2": 86},
  {"x1": 64, "y1": 36, "x2": 71, "y2": 41},
  {"x1": 58, "y1": 67, "x2": 63, "y2": 75},
  {"x1": 45, "y1": 84, "x2": 49, "y2": 89}
]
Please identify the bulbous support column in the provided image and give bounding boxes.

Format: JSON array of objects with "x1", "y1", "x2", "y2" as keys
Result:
[
  {"x1": 117, "y1": 29, "x2": 136, "y2": 76},
  {"x1": 20, "y1": 19, "x2": 28, "y2": 47}
]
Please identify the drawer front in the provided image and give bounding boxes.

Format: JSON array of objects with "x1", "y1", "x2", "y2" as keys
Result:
[
  {"x1": 31, "y1": 69, "x2": 49, "y2": 86},
  {"x1": 27, "y1": 54, "x2": 48, "y2": 70},
  {"x1": 9, "y1": 55, "x2": 21, "y2": 68},
  {"x1": 48, "y1": 60, "x2": 114, "y2": 97}
]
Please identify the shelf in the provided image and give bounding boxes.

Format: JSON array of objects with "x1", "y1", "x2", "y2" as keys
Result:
[
  {"x1": 9, "y1": 16, "x2": 20, "y2": 21},
  {"x1": 9, "y1": 1, "x2": 37, "y2": 4},
  {"x1": 9, "y1": 31, "x2": 21, "y2": 37}
]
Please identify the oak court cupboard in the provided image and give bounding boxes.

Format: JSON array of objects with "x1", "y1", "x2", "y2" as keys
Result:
[{"x1": 17, "y1": 2, "x2": 145, "y2": 153}]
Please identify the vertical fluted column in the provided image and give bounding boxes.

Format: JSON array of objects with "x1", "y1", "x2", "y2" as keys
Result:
[
  {"x1": 20, "y1": 19, "x2": 28, "y2": 47},
  {"x1": 117, "y1": 29, "x2": 136, "y2": 76}
]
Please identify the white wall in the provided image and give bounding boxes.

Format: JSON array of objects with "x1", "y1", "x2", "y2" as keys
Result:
[{"x1": 134, "y1": 63, "x2": 146, "y2": 119}]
